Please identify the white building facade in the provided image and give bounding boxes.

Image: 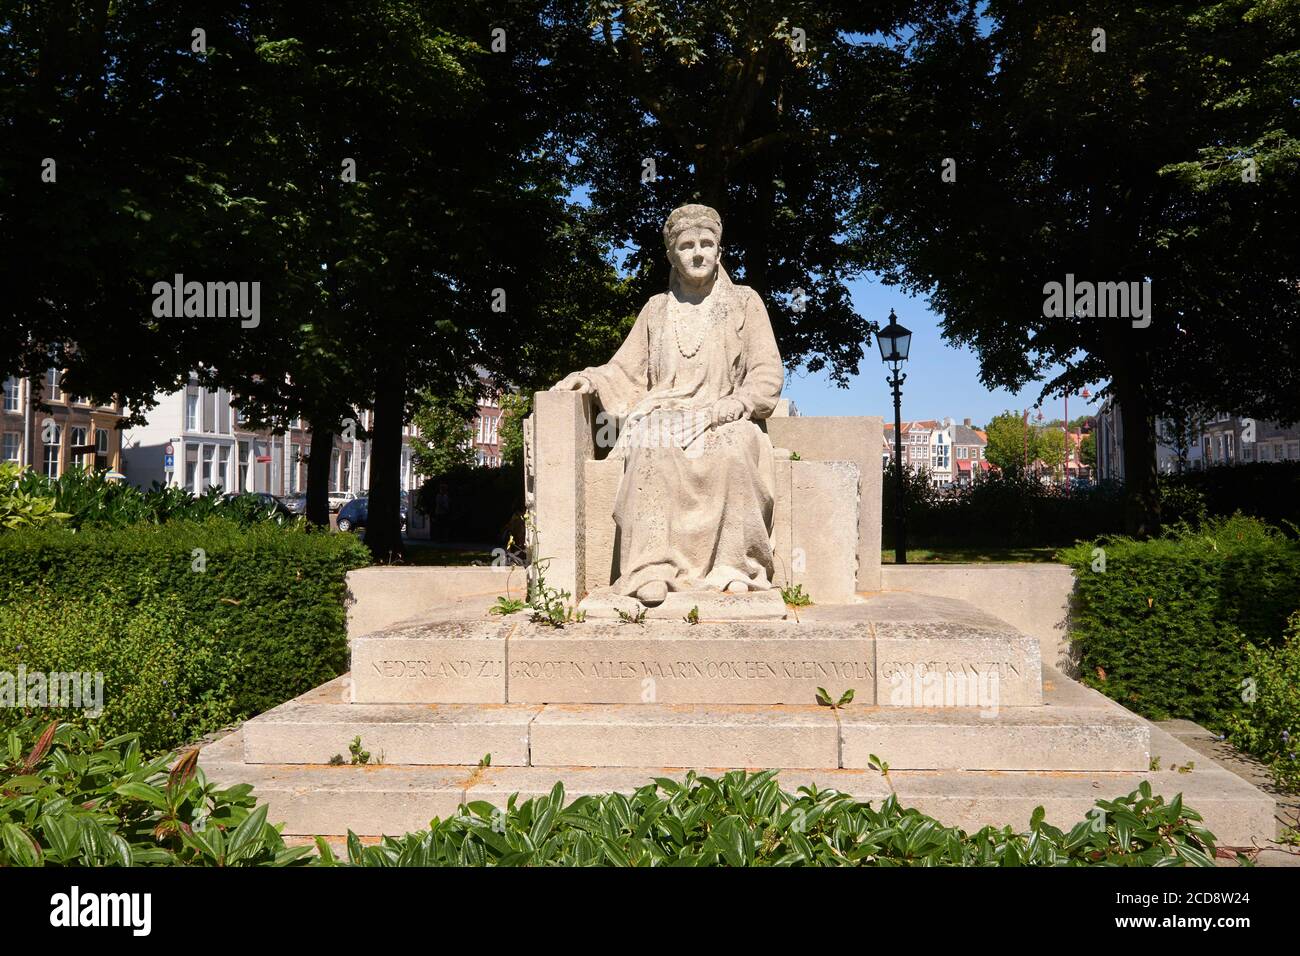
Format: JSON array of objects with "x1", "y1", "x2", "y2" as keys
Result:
[{"x1": 121, "y1": 376, "x2": 419, "y2": 497}]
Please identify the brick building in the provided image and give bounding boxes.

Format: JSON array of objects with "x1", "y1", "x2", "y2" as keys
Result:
[{"x1": 2, "y1": 370, "x2": 124, "y2": 476}]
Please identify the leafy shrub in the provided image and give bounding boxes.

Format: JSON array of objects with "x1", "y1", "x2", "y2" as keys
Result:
[
  {"x1": 0, "y1": 718, "x2": 310, "y2": 866},
  {"x1": 1062, "y1": 515, "x2": 1300, "y2": 728},
  {"x1": 0, "y1": 520, "x2": 370, "y2": 717},
  {"x1": 885, "y1": 467, "x2": 1127, "y2": 549},
  {"x1": 416, "y1": 462, "x2": 523, "y2": 544},
  {"x1": 0, "y1": 461, "x2": 70, "y2": 529},
  {"x1": 886, "y1": 461, "x2": 1299, "y2": 551},
  {"x1": 1163, "y1": 461, "x2": 1300, "y2": 533},
  {"x1": 0, "y1": 591, "x2": 241, "y2": 752},
  {"x1": 10, "y1": 465, "x2": 293, "y2": 530},
  {"x1": 318, "y1": 771, "x2": 1219, "y2": 867},
  {"x1": 1227, "y1": 612, "x2": 1300, "y2": 791}
]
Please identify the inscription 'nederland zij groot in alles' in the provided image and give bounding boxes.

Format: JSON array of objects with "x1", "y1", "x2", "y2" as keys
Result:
[
  {"x1": 372, "y1": 660, "x2": 501, "y2": 679},
  {"x1": 508, "y1": 660, "x2": 873, "y2": 680}
]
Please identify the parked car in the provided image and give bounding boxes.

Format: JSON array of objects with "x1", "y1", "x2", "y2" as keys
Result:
[
  {"x1": 327, "y1": 491, "x2": 354, "y2": 513},
  {"x1": 280, "y1": 493, "x2": 308, "y2": 515},
  {"x1": 336, "y1": 496, "x2": 408, "y2": 535},
  {"x1": 221, "y1": 492, "x2": 297, "y2": 522}
]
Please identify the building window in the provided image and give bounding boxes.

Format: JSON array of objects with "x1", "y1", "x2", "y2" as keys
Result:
[
  {"x1": 186, "y1": 392, "x2": 199, "y2": 431},
  {"x1": 2, "y1": 377, "x2": 19, "y2": 412},
  {"x1": 341, "y1": 450, "x2": 352, "y2": 493},
  {"x1": 289, "y1": 444, "x2": 301, "y2": 493},
  {"x1": 1287, "y1": 442, "x2": 1299, "y2": 461},
  {"x1": 329, "y1": 448, "x2": 340, "y2": 493},
  {"x1": 46, "y1": 369, "x2": 63, "y2": 402},
  {"x1": 3, "y1": 432, "x2": 19, "y2": 463},
  {"x1": 957, "y1": 446, "x2": 967, "y2": 459},
  {"x1": 68, "y1": 426, "x2": 88, "y2": 469},
  {"x1": 43, "y1": 424, "x2": 61, "y2": 477},
  {"x1": 202, "y1": 445, "x2": 215, "y2": 490}
]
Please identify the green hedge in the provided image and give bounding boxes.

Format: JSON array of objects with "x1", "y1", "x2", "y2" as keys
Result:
[
  {"x1": 0, "y1": 592, "x2": 241, "y2": 752},
  {"x1": 0, "y1": 520, "x2": 370, "y2": 719},
  {"x1": 1062, "y1": 515, "x2": 1300, "y2": 729}
]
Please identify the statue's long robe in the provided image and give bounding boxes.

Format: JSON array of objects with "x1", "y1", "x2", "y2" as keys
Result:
[{"x1": 579, "y1": 266, "x2": 784, "y2": 595}]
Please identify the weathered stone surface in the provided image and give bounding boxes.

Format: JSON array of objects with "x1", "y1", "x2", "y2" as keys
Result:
[
  {"x1": 765, "y1": 415, "x2": 884, "y2": 592},
  {"x1": 529, "y1": 704, "x2": 840, "y2": 768},
  {"x1": 202, "y1": 732, "x2": 469, "y2": 837},
  {"x1": 583, "y1": 457, "x2": 623, "y2": 594},
  {"x1": 789, "y1": 459, "x2": 859, "y2": 604},
  {"x1": 838, "y1": 706, "x2": 1149, "y2": 771},
  {"x1": 873, "y1": 628, "x2": 1042, "y2": 707},
  {"x1": 350, "y1": 619, "x2": 511, "y2": 703},
  {"x1": 243, "y1": 700, "x2": 540, "y2": 766},
  {"x1": 199, "y1": 667, "x2": 1274, "y2": 843},
  {"x1": 347, "y1": 566, "x2": 514, "y2": 639},
  {"x1": 881, "y1": 564, "x2": 1076, "y2": 672},
  {"x1": 348, "y1": 590, "x2": 1044, "y2": 706},
  {"x1": 578, "y1": 587, "x2": 787, "y2": 621},
  {"x1": 532, "y1": 389, "x2": 596, "y2": 601},
  {"x1": 508, "y1": 620, "x2": 871, "y2": 704}
]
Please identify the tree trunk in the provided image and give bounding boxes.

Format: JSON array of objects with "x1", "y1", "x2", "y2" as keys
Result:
[
  {"x1": 365, "y1": 361, "x2": 407, "y2": 561},
  {"x1": 305, "y1": 424, "x2": 334, "y2": 527},
  {"x1": 1113, "y1": 372, "x2": 1161, "y2": 537}
]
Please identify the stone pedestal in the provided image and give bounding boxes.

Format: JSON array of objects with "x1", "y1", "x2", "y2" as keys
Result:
[{"x1": 201, "y1": 586, "x2": 1277, "y2": 844}]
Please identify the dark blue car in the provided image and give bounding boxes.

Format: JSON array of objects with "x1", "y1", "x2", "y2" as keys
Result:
[{"x1": 336, "y1": 495, "x2": 408, "y2": 534}]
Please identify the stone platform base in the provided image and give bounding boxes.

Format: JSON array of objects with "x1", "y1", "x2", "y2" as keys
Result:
[
  {"x1": 199, "y1": 690, "x2": 1274, "y2": 845},
  {"x1": 194, "y1": 590, "x2": 1277, "y2": 847},
  {"x1": 350, "y1": 592, "x2": 1043, "y2": 706}
]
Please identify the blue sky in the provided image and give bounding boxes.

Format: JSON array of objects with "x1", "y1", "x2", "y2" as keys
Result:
[{"x1": 785, "y1": 272, "x2": 1105, "y2": 429}]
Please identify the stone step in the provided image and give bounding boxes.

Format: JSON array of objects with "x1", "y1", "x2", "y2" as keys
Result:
[
  {"x1": 198, "y1": 726, "x2": 1273, "y2": 846},
  {"x1": 239, "y1": 675, "x2": 1149, "y2": 772},
  {"x1": 350, "y1": 592, "x2": 1043, "y2": 706}
]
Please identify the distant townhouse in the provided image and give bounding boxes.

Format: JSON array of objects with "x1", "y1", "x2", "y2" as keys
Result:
[
  {"x1": 1202, "y1": 413, "x2": 1300, "y2": 467},
  {"x1": 120, "y1": 375, "x2": 420, "y2": 497},
  {"x1": 1095, "y1": 400, "x2": 1297, "y2": 479},
  {"x1": 2, "y1": 370, "x2": 124, "y2": 476},
  {"x1": 883, "y1": 417, "x2": 987, "y2": 488},
  {"x1": 473, "y1": 388, "x2": 503, "y2": 468},
  {"x1": 952, "y1": 418, "x2": 991, "y2": 486}
]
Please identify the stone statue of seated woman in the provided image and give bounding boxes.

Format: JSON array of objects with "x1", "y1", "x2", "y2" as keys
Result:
[{"x1": 551, "y1": 204, "x2": 784, "y2": 607}]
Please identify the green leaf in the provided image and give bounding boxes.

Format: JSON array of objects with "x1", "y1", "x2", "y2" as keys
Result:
[
  {"x1": 226, "y1": 803, "x2": 271, "y2": 864},
  {"x1": 2, "y1": 822, "x2": 42, "y2": 867},
  {"x1": 114, "y1": 781, "x2": 168, "y2": 808}
]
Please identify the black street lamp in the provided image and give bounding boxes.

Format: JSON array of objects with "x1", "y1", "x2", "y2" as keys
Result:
[{"x1": 877, "y1": 308, "x2": 912, "y2": 564}]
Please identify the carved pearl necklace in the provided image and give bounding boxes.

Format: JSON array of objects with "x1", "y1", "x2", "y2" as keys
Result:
[{"x1": 670, "y1": 289, "x2": 717, "y2": 359}]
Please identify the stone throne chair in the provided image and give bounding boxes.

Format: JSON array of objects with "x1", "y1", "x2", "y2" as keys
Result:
[{"x1": 524, "y1": 390, "x2": 884, "y2": 614}]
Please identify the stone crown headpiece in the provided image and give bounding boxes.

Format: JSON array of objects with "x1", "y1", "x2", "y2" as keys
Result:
[{"x1": 663, "y1": 204, "x2": 722, "y2": 251}]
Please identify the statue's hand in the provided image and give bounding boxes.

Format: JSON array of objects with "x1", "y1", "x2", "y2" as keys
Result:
[
  {"x1": 711, "y1": 396, "x2": 746, "y2": 426},
  {"x1": 551, "y1": 372, "x2": 593, "y2": 394}
]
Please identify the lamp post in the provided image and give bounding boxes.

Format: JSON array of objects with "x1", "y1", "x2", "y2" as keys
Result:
[
  {"x1": 1077, "y1": 387, "x2": 1091, "y2": 482},
  {"x1": 877, "y1": 309, "x2": 912, "y2": 564}
]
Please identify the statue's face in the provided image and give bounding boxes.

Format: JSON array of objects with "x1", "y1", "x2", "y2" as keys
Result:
[{"x1": 670, "y1": 226, "x2": 719, "y2": 285}]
